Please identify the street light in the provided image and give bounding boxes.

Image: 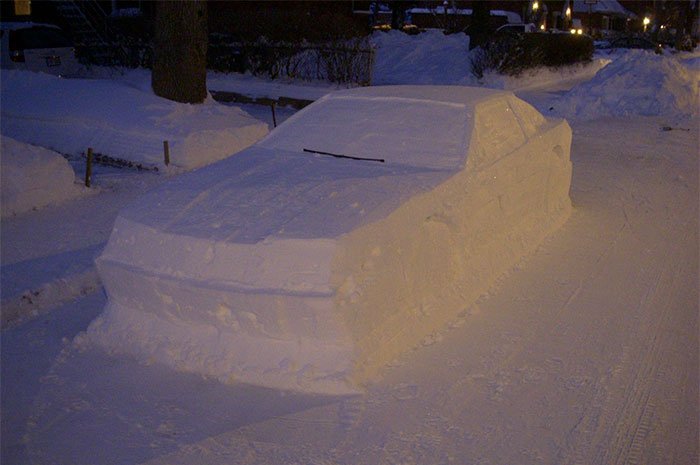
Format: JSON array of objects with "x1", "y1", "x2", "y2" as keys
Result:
[
  {"x1": 643, "y1": 16, "x2": 650, "y2": 32},
  {"x1": 532, "y1": 1, "x2": 539, "y2": 12}
]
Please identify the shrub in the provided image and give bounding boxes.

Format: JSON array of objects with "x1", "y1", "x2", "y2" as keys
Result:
[
  {"x1": 471, "y1": 32, "x2": 593, "y2": 78},
  {"x1": 209, "y1": 38, "x2": 372, "y2": 85}
]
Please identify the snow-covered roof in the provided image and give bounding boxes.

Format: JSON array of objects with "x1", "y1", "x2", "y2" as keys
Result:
[
  {"x1": 572, "y1": 0, "x2": 636, "y2": 18},
  {"x1": 407, "y1": 8, "x2": 522, "y2": 23},
  {"x1": 326, "y1": 85, "x2": 509, "y2": 108}
]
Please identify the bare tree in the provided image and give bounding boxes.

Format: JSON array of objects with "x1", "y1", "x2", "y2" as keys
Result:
[{"x1": 151, "y1": 0, "x2": 208, "y2": 104}]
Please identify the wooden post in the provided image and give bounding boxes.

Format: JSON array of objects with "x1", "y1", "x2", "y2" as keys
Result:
[
  {"x1": 270, "y1": 103, "x2": 277, "y2": 128},
  {"x1": 85, "y1": 147, "x2": 93, "y2": 187},
  {"x1": 163, "y1": 140, "x2": 170, "y2": 166}
]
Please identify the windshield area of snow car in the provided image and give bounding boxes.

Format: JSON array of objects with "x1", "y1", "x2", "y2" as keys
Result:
[{"x1": 260, "y1": 96, "x2": 470, "y2": 171}]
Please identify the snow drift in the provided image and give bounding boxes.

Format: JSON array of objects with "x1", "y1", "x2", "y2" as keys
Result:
[
  {"x1": 86, "y1": 86, "x2": 573, "y2": 394},
  {"x1": 0, "y1": 70, "x2": 269, "y2": 170},
  {"x1": 0, "y1": 136, "x2": 83, "y2": 217},
  {"x1": 371, "y1": 30, "x2": 474, "y2": 85},
  {"x1": 555, "y1": 50, "x2": 699, "y2": 120}
]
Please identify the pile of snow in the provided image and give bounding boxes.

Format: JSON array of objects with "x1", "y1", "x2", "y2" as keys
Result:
[
  {"x1": 0, "y1": 136, "x2": 83, "y2": 217},
  {"x1": 371, "y1": 30, "x2": 476, "y2": 85},
  {"x1": 484, "y1": 58, "x2": 611, "y2": 92},
  {"x1": 207, "y1": 71, "x2": 339, "y2": 101},
  {"x1": 554, "y1": 50, "x2": 699, "y2": 120},
  {"x1": 368, "y1": 29, "x2": 612, "y2": 92},
  {"x1": 0, "y1": 70, "x2": 269, "y2": 170}
]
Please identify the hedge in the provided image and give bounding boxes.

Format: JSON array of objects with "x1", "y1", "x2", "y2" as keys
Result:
[{"x1": 471, "y1": 32, "x2": 594, "y2": 78}]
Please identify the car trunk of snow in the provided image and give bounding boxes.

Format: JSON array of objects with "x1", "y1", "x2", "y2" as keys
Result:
[{"x1": 87, "y1": 87, "x2": 573, "y2": 394}]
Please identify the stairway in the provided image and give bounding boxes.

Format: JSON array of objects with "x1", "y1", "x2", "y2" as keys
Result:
[{"x1": 53, "y1": 0, "x2": 131, "y2": 66}]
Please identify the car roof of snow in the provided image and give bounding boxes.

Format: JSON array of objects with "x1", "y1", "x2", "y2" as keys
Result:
[{"x1": 325, "y1": 85, "x2": 511, "y2": 107}]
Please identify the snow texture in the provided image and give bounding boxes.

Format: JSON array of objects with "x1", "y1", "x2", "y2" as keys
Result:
[
  {"x1": 0, "y1": 136, "x2": 83, "y2": 217},
  {"x1": 371, "y1": 30, "x2": 474, "y2": 85},
  {"x1": 0, "y1": 70, "x2": 269, "y2": 170}
]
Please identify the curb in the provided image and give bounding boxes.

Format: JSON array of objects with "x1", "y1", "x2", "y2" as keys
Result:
[{"x1": 210, "y1": 90, "x2": 314, "y2": 110}]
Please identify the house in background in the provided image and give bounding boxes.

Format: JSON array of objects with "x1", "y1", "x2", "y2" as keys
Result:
[{"x1": 571, "y1": 0, "x2": 637, "y2": 36}]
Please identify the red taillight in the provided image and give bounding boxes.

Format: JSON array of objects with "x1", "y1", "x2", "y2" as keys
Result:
[{"x1": 10, "y1": 50, "x2": 25, "y2": 62}]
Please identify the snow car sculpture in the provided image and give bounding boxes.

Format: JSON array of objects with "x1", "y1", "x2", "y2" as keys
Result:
[{"x1": 88, "y1": 86, "x2": 573, "y2": 394}]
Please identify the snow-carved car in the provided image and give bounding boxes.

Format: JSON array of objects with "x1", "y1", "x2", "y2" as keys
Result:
[{"x1": 87, "y1": 86, "x2": 572, "y2": 394}]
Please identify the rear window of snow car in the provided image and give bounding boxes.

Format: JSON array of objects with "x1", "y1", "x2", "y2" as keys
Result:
[{"x1": 260, "y1": 96, "x2": 470, "y2": 170}]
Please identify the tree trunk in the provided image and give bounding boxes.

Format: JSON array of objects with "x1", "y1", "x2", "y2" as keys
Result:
[
  {"x1": 469, "y1": 1, "x2": 491, "y2": 50},
  {"x1": 151, "y1": 0, "x2": 208, "y2": 104}
]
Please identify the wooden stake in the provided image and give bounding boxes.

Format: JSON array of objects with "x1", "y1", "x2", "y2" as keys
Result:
[
  {"x1": 85, "y1": 147, "x2": 93, "y2": 187},
  {"x1": 163, "y1": 140, "x2": 170, "y2": 166},
  {"x1": 271, "y1": 103, "x2": 277, "y2": 128}
]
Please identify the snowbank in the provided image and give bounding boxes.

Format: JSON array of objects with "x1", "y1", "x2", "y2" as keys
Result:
[
  {"x1": 485, "y1": 58, "x2": 611, "y2": 92},
  {"x1": 371, "y1": 30, "x2": 476, "y2": 85},
  {"x1": 0, "y1": 137, "x2": 83, "y2": 217},
  {"x1": 207, "y1": 72, "x2": 338, "y2": 102},
  {"x1": 554, "y1": 50, "x2": 699, "y2": 120},
  {"x1": 0, "y1": 70, "x2": 269, "y2": 170}
]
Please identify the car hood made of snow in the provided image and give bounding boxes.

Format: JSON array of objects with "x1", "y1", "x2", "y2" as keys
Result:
[
  {"x1": 100, "y1": 145, "x2": 457, "y2": 295},
  {"x1": 119, "y1": 146, "x2": 456, "y2": 243}
]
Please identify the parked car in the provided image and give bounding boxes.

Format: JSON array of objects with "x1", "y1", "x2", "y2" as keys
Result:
[
  {"x1": 89, "y1": 86, "x2": 573, "y2": 394},
  {"x1": 494, "y1": 22, "x2": 536, "y2": 35},
  {"x1": 0, "y1": 22, "x2": 80, "y2": 76}
]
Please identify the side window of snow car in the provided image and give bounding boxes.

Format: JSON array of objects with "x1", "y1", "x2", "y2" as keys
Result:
[
  {"x1": 473, "y1": 97, "x2": 526, "y2": 168},
  {"x1": 508, "y1": 97, "x2": 545, "y2": 139}
]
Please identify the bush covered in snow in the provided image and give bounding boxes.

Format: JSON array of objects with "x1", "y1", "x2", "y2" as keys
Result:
[{"x1": 238, "y1": 37, "x2": 374, "y2": 85}]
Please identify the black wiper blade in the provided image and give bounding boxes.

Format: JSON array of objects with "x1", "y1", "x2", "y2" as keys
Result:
[{"x1": 303, "y1": 148, "x2": 385, "y2": 163}]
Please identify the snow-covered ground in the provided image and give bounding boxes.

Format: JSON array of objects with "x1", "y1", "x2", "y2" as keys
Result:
[
  {"x1": 1, "y1": 32, "x2": 698, "y2": 464},
  {"x1": 1, "y1": 70, "x2": 268, "y2": 171}
]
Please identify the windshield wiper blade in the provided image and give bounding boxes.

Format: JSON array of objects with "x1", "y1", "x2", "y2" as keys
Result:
[{"x1": 303, "y1": 148, "x2": 385, "y2": 163}]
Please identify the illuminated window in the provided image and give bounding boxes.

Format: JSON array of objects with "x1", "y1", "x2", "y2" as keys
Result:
[{"x1": 14, "y1": 0, "x2": 31, "y2": 16}]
